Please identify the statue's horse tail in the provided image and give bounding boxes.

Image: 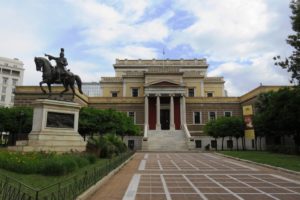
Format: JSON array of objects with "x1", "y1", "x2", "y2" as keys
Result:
[{"x1": 75, "y1": 75, "x2": 83, "y2": 94}]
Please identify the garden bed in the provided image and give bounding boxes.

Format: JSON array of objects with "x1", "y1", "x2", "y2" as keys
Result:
[{"x1": 0, "y1": 150, "x2": 134, "y2": 200}]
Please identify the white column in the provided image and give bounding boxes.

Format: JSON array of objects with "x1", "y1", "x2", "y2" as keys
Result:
[
  {"x1": 182, "y1": 95, "x2": 186, "y2": 124},
  {"x1": 144, "y1": 95, "x2": 149, "y2": 127},
  {"x1": 123, "y1": 80, "x2": 126, "y2": 97},
  {"x1": 200, "y1": 80, "x2": 204, "y2": 97},
  {"x1": 156, "y1": 95, "x2": 161, "y2": 130},
  {"x1": 170, "y1": 95, "x2": 175, "y2": 130},
  {"x1": 180, "y1": 96, "x2": 183, "y2": 127}
]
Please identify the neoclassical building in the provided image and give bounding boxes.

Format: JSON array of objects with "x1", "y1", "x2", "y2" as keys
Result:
[
  {"x1": 100, "y1": 59, "x2": 229, "y2": 129},
  {"x1": 15, "y1": 58, "x2": 285, "y2": 151},
  {"x1": 0, "y1": 57, "x2": 24, "y2": 107}
]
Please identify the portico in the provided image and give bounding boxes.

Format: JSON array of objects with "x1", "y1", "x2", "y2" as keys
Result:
[{"x1": 144, "y1": 81, "x2": 186, "y2": 132}]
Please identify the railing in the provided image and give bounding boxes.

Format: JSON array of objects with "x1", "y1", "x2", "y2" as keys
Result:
[
  {"x1": 183, "y1": 124, "x2": 192, "y2": 139},
  {"x1": 143, "y1": 124, "x2": 148, "y2": 140},
  {"x1": 0, "y1": 151, "x2": 134, "y2": 200}
]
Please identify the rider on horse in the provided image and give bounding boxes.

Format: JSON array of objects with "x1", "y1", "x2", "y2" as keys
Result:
[{"x1": 45, "y1": 48, "x2": 69, "y2": 83}]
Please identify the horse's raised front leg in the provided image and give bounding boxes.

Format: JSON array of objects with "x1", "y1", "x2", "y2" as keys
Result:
[{"x1": 39, "y1": 81, "x2": 47, "y2": 94}]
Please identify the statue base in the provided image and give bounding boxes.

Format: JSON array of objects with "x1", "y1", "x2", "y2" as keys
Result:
[{"x1": 9, "y1": 99, "x2": 86, "y2": 153}]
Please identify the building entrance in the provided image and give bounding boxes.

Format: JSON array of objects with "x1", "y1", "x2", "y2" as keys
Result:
[{"x1": 160, "y1": 109, "x2": 170, "y2": 130}]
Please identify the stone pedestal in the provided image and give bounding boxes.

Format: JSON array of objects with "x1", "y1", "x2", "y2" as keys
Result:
[{"x1": 10, "y1": 99, "x2": 86, "y2": 152}]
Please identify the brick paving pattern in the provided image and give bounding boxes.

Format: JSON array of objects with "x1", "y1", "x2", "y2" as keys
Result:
[{"x1": 123, "y1": 153, "x2": 300, "y2": 200}]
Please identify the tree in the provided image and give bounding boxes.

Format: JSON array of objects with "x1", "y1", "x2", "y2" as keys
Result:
[
  {"x1": 253, "y1": 115, "x2": 267, "y2": 150},
  {"x1": 204, "y1": 120, "x2": 218, "y2": 150},
  {"x1": 215, "y1": 117, "x2": 231, "y2": 151},
  {"x1": 254, "y1": 87, "x2": 300, "y2": 153},
  {"x1": 204, "y1": 117, "x2": 244, "y2": 151},
  {"x1": 78, "y1": 107, "x2": 140, "y2": 139},
  {"x1": 274, "y1": 0, "x2": 300, "y2": 85},
  {"x1": 0, "y1": 107, "x2": 33, "y2": 145},
  {"x1": 229, "y1": 117, "x2": 244, "y2": 151}
]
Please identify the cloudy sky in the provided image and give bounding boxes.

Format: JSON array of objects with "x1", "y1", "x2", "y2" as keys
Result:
[{"x1": 0, "y1": 0, "x2": 294, "y2": 96}]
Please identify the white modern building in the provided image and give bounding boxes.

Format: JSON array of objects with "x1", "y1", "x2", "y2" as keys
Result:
[
  {"x1": 0, "y1": 57, "x2": 24, "y2": 107},
  {"x1": 82, "y1": 82, "x2": 101, "y2": 97}
]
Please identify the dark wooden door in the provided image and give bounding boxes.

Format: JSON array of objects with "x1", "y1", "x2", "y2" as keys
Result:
[{"x1": 160, "y1": 109, "x2": 170, "y2": 130}]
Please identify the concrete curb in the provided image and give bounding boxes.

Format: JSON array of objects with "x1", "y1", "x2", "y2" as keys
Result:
[
  {"x1": 76, "y1": 153, "x2": 135, "y2": 200},
  {"x1": 215, "y1": 152, "x2": 300, "y2": 176}
]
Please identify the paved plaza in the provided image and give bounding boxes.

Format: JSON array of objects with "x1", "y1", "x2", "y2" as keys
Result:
[{"x1": 89, "y1": 153, "x2": 300, "y2": 200}]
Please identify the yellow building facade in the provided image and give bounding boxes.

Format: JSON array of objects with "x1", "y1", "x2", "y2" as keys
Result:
[{"x1": 14, "y1": 58, "x2": 287, "y2": 151}]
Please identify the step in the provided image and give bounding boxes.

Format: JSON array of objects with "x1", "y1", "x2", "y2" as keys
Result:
[{"x1": 142, "y1": 130, "x2": 189, "y2": 151}]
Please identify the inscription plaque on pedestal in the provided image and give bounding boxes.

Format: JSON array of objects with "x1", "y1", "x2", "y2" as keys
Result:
[{"x1": 46, "y1": 112, "x2": 75, "y2": 129}]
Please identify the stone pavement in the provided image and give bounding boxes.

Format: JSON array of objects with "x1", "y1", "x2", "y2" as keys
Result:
[{"x1": 88, "y1": 153, "x2": 300, "y2": 200}]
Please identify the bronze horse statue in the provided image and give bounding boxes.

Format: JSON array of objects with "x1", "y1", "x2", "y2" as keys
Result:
[{"x1": 34, "y1": 57, "x2": 83, "y2": 99}]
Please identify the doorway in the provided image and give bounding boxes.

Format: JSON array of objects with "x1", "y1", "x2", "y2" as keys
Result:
[{"x1": 160, "y1": 109, "x2": 170, "y2": 130}]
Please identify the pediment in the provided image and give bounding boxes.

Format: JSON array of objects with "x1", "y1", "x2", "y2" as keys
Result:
[{"x1": 146, "y1": 80, "x2": 181, "y2": 87}]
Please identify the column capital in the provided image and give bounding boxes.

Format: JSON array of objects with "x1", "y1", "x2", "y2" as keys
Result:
[
  {"x1": 155, "y1": 94, "x2": 161, "y2": 97},
  {"x1": 169, "y1": 94, "x2": 175, "y2": 97}
]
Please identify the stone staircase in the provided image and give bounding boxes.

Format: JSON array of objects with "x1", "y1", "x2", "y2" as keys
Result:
[{"x1": 142, "y1": 130, "x2": 189, "y2": 151}]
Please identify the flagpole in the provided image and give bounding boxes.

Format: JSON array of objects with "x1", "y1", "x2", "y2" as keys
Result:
[{"x1": 163, "y1": 48, "x2": 165, "y2": 70}]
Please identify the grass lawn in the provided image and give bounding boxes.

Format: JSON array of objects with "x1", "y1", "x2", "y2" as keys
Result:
[
  {"x1": 220, "y1": 151, "x2": 300, "y2": 172},
  {"x1": 0, "y1": 158, "x2": 108, "y2": 189}
]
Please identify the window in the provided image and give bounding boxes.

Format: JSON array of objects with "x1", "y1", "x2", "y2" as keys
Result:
[
  {"x1": 128, "y1": 140, "x2": 135, "y2": 150},
  {"x1": 2, "y1": 86, "x2": 6, "y2": 93},
  {"x1": 10, "y1": 95, "x2": 14, "y2": 103},
  {"x1": 2, "y1": 77, "x2": 8, "y2": 85},
  {"x1": 208, "y1": 111, "x2": 216, "y2": 121},
  {"x1": 12, "y1": 79, "x2": 18, "y2": 86},
  {"x1": 227, "y1": 140, "x2": 233, "y2": 148},
  {"x1": 128, "y1": 112, "x2": 136, "y2": 124},
  {"x1": 211, "y1": 140, "x2": 217, "y2": 148},
  {"x1": 193, "y1": 112, "x2": 201, "y2": 124},
  {"x1": 1, "y1": 95, "x2": 5, "y2": 102},
  {"x1": 188, "y1": 88, "x2": 194, "y2": 97},
  {"x1": 224, "y1": 111, "x2": 232, "y2": 117},
  {"x1": 2, "y1": 69, "x2": 10, "y2": 74},
  {"x1": 252, "y1": 139, "x2": 255, "y2": 149},
  {"x1": 207, "y1": 92, "x2": 213, "y2": 97},
  {"x1": 195, "y1": 140, "x2": 202, "y2": 148},
  {"x1": 132, "y1": 88, "x2": 138, "y2": 97},
  {"x1": 111, "y1": 92, "x2": 118, "y2": 97},
  {"x1": 12, "y1": 70, "x2": 20, "y2": 76}
]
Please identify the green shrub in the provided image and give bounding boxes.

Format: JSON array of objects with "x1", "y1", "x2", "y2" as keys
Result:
[
  {"x1": 100, "y1": 141, "x2": 117, "y2": 158},
  {"x1": 71, "y1": 154, "x2": 90, "y2": 168},
  {"x1": 0, "y1": 151, "x2": 98, "y2": 176},
  {"x1": 87, "y1": 134, "x2": 128, "y2": 158},
  {"x1": 105, "y1": 134, "x2": 127, "y2": 155},
  {"x1": 84, "y1": 153, "x2": 97, "y2": 164},
  {"x1": 42, "y1": 159, "x2": 65, "y2": 176}
]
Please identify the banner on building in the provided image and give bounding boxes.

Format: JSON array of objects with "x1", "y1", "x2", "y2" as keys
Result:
[
  {"x1": 245, "y1": 129, "x2": 255, "y2": 140},
  {"x1": 242, "y1": 105, "x2": 255, "y2": 140},
  {"x1": 243, "y1": 105, "x2": 253, "y2": 115}
]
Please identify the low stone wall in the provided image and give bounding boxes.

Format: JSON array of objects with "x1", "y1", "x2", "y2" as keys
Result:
[
  {"x1": 123, "y1": 136, "x2": 143, "y2": 150},
  {"x1": 188, "y1": 136, "x2": 266, "y2": 151}
]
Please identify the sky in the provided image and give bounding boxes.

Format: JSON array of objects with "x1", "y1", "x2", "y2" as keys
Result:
[{"x1": 0, "y1": 0, "x2": 294, "y2": 96}]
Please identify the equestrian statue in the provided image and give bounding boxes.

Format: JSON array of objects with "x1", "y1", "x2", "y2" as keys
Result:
[{"x1": 34, "y1": 48, "x2": 83, "y2": 99}]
